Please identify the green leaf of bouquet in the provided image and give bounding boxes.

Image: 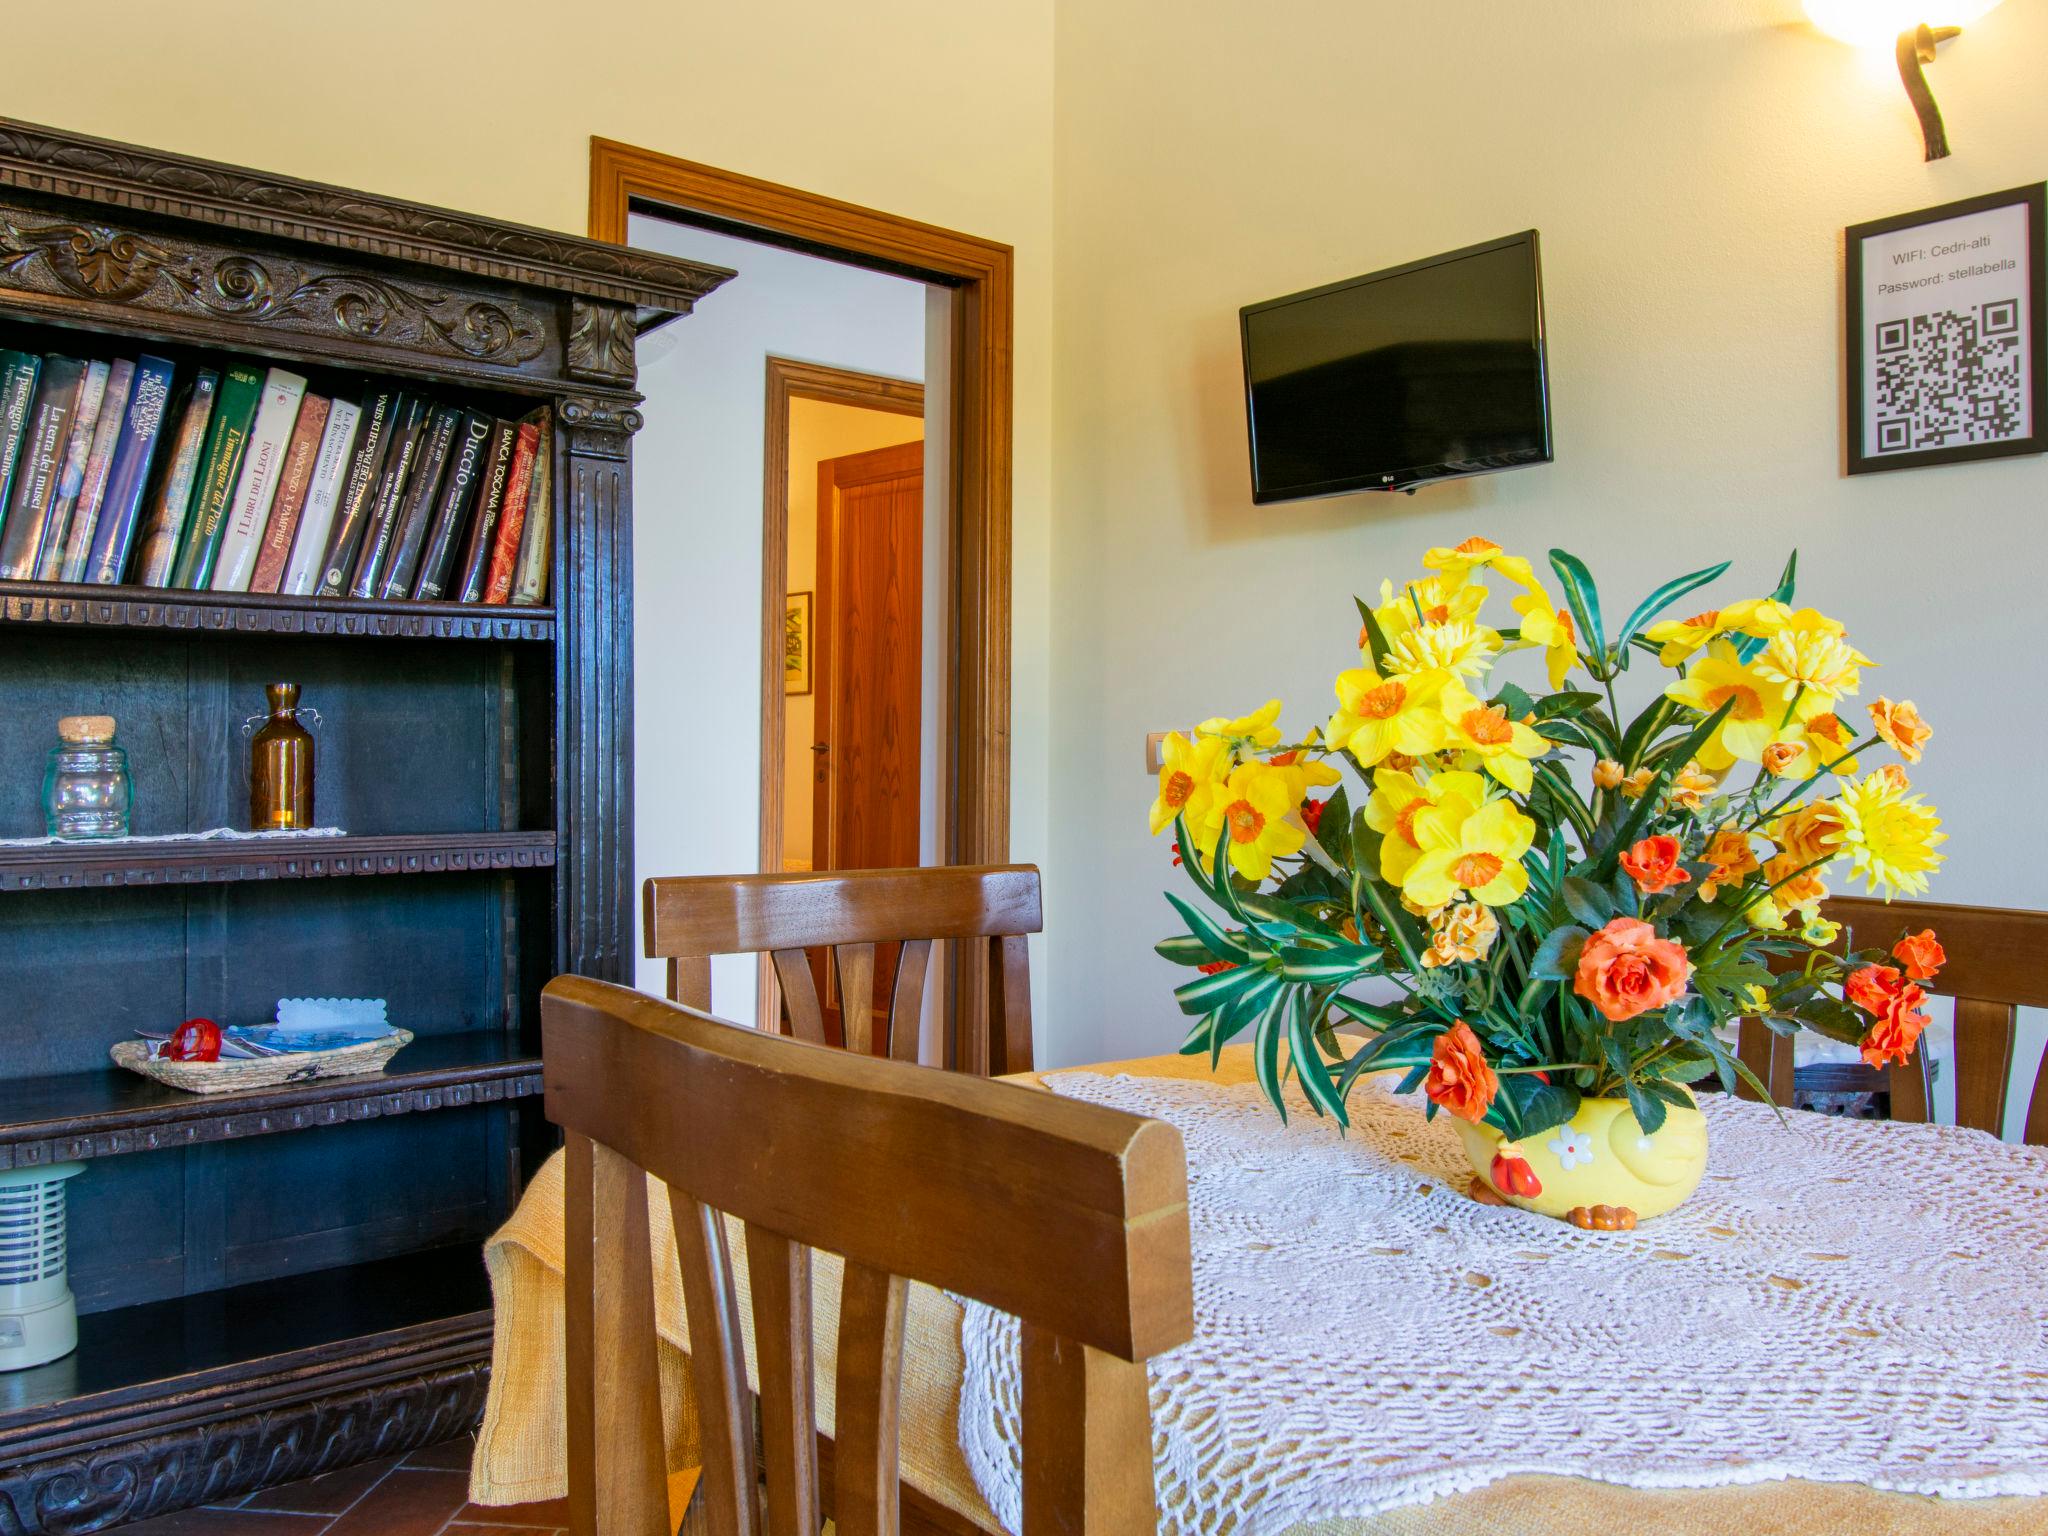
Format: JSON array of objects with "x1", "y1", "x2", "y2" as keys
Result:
[
  {"x1": 1177, "y1": 1010, "x2": 1218, "y2": 1056},
  {"x1": 1613, "y1": 560, "x2": 1732, "y2": 654},
  {"x1": 1154, "y1": 934, "x2": 1221, "y2": 967},
  {"x1": 1735, "y1": 549, "x2": 1798, "y2": 664},
  {"x1": 1163, "y1": 890, "x2": 1250, "y2": 963},
  {"x1": 1172, "y1": 963, "x2": 1258, "y2": 1016},
  {"x1": 1617, "y1": 696, "x2": 1677, "y2": 772},
  {"x1": 1279, "y1": 942, "x2": 1380, "y2": 985},
  {"x1": 1548, "y1": 548, "x2": 1608, "y2": 671},
  {"x1": 1528, "y1": 923, "x2": 1590, "y2": 980},
  {"x1": 1496, "y1": 1072, "x2": 1580, "y2": 1141},
  {"x1": 1393, "y1": 1061, "x2": 1431, "y2": 1096},
  {"x1": 1586, "y1": 697, "x2": 1735, "y2": 879},
  {"x1": 1530, "y1": 690, "x2": 1604, "y2": 721},
  {"x1": 1252, "y1": 993, "x2": 1289, "y2": 1123},
  {"x1": 1624, "y1": 1075, "x2": 1669, "y2": 1137},
  {"x1": 1490, "y1": 680, "x2": 1536, "y2": 721},
  {"x1": 1561, "y1": 876, "x2": 1616, "y2": 930},
  {"x1": 1356, "y1": 595, "x2": 1395, "y2": 672},
  {"x1": 1288, "y1": 992, "x2": 1350, "y2": 1124},
  {"x1": 1329, "y1": 992, "x2": 1415, "y2": 1031},
  {"x1": 1238, "y1": 892, "x2": 1332, "y2": 936}
]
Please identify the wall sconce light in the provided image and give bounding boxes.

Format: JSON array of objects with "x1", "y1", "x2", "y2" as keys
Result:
[{"x1": 1804, "y1": 1, "x2": 2003, "y2": 161}]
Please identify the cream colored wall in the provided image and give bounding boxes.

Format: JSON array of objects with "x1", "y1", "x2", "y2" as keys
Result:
[
  {"x1": 783, "y1": 399, "x2": 926, "y2": 871},
  {"x1": 3, "y1": 0, "x2": 1056, "y2": 1019},
  {"x1": 1046, "y1": 0, "x2": 2048, "y2": 1072}
]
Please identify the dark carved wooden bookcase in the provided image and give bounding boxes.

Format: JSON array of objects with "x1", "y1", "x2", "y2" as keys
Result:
[{"x1": 0, "y1": 120, "x2": 729, "y2": 1531}]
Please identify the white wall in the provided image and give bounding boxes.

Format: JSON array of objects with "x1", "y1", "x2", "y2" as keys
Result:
[
  {"x1": 1045, "y1": 0, "x2": 2048, "y2": 1085},
  {"x1": 631, "y1": 218, "x2": 925, "y2": 1017}
]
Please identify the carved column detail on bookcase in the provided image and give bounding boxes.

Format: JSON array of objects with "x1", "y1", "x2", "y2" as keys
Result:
[
  {"x1": 566, "y1": 297, "x2": 638, "y2": 385},
  {"x1": 557, "y1": 395, "x2": 641, "y2": 983}
]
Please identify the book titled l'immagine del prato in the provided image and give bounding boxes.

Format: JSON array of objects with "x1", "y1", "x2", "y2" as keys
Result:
[{"x1": 0, "y1": 344, "x2": 552, "y2": 607}]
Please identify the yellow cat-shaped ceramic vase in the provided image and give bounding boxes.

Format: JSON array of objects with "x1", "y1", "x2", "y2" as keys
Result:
[{"x1": 1452, "y1": 1093, "x2": 1709, "y2": 1227}]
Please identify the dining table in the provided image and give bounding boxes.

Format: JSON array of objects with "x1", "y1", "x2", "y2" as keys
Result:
[{"x1": 468, "y1": 1043, "x2": 2048, "y2": 1534}]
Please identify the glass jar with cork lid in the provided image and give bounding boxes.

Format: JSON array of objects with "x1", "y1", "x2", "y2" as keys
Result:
[{"x1": 42, "y1": 716, "x2": 132, "y2": 840}]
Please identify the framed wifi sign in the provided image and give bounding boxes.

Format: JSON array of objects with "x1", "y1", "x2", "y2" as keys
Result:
[{"x1": 1846, "y1": 182, "x2": 2046, "y2": 475}]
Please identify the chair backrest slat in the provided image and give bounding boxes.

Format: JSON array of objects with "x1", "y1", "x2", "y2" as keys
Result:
[
  {"x1": 770, "y1": 948, "x2": 829, "y2": 1045},
  {"x1": 669, "y1": 1187, "x2": 755, "y2": 1536},
  {"x1": 836, "y1": 942, "x2": 878, "y2": 1056},
  {"x1": 645, "y1": 865, "x2": 1043, "y2": 1072},
  {"x1": 1735, "y1": 896, "x2": 2047, "y2": 1142},
  {"x1": 564, "y1": 1132, "x2": 669, "y2": 1536},
  {"x1": 887, "y1": 939, "x2": 933, "y2": 1063},
  {"x1": 547, "y1": 975, "x2": 1193, "y2": 1536},
  {"x1": 832, "y1": 1262, "x2": 910, "y2": 1536},
  {"x1": 743, "y1": 1226, "x2": 820, "y2": 1536}
]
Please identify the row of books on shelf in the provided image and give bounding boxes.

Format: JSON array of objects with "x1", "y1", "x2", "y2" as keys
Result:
[{"x1": 0, "y1": 349, "x2": 553, "y2": 604}]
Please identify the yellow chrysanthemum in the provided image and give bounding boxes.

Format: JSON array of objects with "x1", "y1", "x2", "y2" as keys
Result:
[
  {"x1": 1148, "y1": 730, "x2": 1230, "y2": 836},
  {"x1": 1663, "y1": 640, "x2": 1807, "y2": 771},
  {"x1": 1643, "y1": 597, "x2": 1794, "y2": 667},
  {"x1": 1438, "y1": 681, "x2": 1549, "y2": 794},
  {"x1": 1196, "y1": 761, "x2": 1306, "y2": 882},
  {"x1": 1421, "y1": 536, "x2": 1539, "y2": 593},
  {"x1": 1752, "y1": 609, "x2": 1870, "y2": 707},
  {"x1": 1510, "y1": 587, "x2": 1578, "y2": 690},
  {"x1": 1196, "y1": 699, "x2": 1284, "y2": 752},
  {"x1": 1403, "y1": 793, "x2": 1537, "y2": 910},
  {"x1": 1384, "y1": 619, "x2": 1501, "y2": 680},
  {"x1": 1326, "y1": 668, "x2": 1450, "y2": 767},
  {"x1": 1363, "y1": 768, "x2": 1488, "y2": 888},
  {"x1": 1830, "y1": 769, "x2": 1947, "y2": 899}
]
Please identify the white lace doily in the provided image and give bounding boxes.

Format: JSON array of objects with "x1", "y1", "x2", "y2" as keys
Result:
[{"x1": 957, "y1": 1070, "x2": 2048, "y2": 1533}]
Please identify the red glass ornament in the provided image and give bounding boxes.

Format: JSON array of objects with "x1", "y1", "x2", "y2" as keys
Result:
[{"x1": 164, "y1": 1017, "x2": 223, "y2": 1062}]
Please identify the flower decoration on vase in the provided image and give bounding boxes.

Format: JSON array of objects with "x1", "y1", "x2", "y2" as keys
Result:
[{"x1": 1150, "y1": 538, "x2": 1948, "y2": 1227}]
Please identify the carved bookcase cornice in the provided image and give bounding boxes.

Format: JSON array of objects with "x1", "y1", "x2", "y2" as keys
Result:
[{"x1": 0, "y1": 116, "x2": 733, "y2": 321}]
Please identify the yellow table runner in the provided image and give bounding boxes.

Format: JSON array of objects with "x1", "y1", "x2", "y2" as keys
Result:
[{"x1": 471, "y1": 1046, "x2": 2039, "y2": 1533}]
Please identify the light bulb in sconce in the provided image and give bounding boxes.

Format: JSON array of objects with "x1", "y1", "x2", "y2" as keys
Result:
[{"x1": 1804, "y1": 1, "x2": 2003, "y2": 160}]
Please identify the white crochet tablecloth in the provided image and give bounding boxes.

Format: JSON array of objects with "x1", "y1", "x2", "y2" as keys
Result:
[{"x1": 957, "y1": 1070, "x2": 2048, "y2": 1534}]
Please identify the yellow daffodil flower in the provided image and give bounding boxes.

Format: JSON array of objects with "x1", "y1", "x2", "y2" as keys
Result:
[
  {"x1": 1370, "y1": 576, "x2": 1487, "y2": 645},
  {"x1": 1196, "y1": 762, "x2": 1306, "y2": 882},
  {"x1": 1421, "y1": 536, "x2": 1538, "y2": 594},
  {"x1": 1327, "y1": 667, "x2": 1450, "y2": 767},
  {"x1": 1643, "y1": 597, "x2": 1794, "y2": 667},
  {"x1": 1196, "y1": 699, "x2": 1284, "y2": 752},
  {"x1": 1148, "y1": 730, "x2": 1230, "y2": 835},
  {"x1": 1266, "y1": 744, "x2": 1341, "y2": 805},
  {"x1": 1403, "y1": 792, "x2": 1537, "y2": 909},
  {"x1": 1385, "y1": 619, "x2": 1502, "y2": 680},
  {"x1": 1510, "y1": 587, "x2": 1578, "y2": 689},
  {"x1": 1752, "y1": 609, "x2": 1869, "y2": 707},
  {"x1": 1663, "y1": 640, "x2": 1807, "y2": 771},
  {"x1": 1830, "y1": 768, "x2": 1947, "y2": 898},
  {"x1": 1438, "y1": 681, "x2": 1549, "y2": 794},
  {"x1": 1364, "y1": 768, "x2": 1488, "y2": 888}
]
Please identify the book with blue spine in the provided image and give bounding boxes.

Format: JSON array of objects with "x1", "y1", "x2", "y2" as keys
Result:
[
  {"x1": 56, "y1": 358, "x2": 137, "y2": 582},
  {"x1": 28, "y1": 359, "x2": 109, "y2": 580},
  {"x1": 84, "y1": 354, "x2": 177, "y2": 585}
]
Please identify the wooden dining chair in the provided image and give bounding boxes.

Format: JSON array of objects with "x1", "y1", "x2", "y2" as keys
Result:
[
  {"x1": 642, "y1": 866, "x2": 1042, "y2": 1075},
  {"x1": 543, "y1": 973, "x2": 1194, "y2": 1536},
  {"x1": 1737, "y1": 896, "x2": 2048, "y2": 1142}
]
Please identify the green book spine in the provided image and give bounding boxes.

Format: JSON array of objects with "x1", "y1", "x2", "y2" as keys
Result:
[
  {"x1": 169, "y1": 366, "x2": 264, "y2": 590},
  {"x1": 0, "y1": 351, "x2": 42, "y2": 550}
]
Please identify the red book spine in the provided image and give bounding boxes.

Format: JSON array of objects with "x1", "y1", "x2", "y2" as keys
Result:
[
  {"x1": 247, "y1": 395, "x2": 330, "y2": 594},
  {"x1": 482, "y1": 421, "x2": 540, "y2": 604}
]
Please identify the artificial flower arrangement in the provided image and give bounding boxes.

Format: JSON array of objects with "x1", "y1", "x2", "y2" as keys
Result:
[{"x1": 1150, "y1": 537, "x2": 1948, "y2": 1226}]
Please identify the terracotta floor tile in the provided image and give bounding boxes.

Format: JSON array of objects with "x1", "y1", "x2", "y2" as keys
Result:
[
  {"x1": 323, "y1": 1467, "x2": 471, "y2": 1536},
  {"x1": 239, "y1": 1453, "x2": 405, "y2": 1515},
  {"x1": 116, "y1": 1508, "x2": 334, "y2": 1535},
  {"x1": 401, "y1": 1435, "x2": 477, "y2": 1472},
  {"x1": 450, "y1": 1494, "x2": 569, "y2": 1527}
]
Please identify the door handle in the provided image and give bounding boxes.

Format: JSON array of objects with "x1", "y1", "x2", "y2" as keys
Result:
[{"x1": 811, "y1": 742, "x2": 830, "y2": 755}]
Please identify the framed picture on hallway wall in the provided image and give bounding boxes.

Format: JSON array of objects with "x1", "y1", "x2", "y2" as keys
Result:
[
  {"x1": 1845, "y1": 182, "x2": 2046, "y2": 475},
  {"x1": 784, "y1": 590, "x2": 813, "y2": 696}
]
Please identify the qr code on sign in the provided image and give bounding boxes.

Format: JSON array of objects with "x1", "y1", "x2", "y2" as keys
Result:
[{"x1": 1872, "y1": 300, "x2": 2024, "y2": 453}]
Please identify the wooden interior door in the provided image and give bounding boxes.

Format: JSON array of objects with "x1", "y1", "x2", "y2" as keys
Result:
[{"x1": 812, "y1": 439, "x2": 924, "y2": 1047}]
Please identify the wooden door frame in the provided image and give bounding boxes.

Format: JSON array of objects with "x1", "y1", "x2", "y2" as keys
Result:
[{"x1": 590, "y1": 141, "x2": 1013, "y2": 1069}]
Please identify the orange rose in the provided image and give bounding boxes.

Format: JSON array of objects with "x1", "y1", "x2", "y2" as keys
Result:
[
  {"x1": 1760, "y1": 741, "x2": 1803, "y2": 778},
  {"x1": 1425, "y1": 1019, "x2": 1498, "y2": 1124},
  {"x1": 1850, "y1": 966, "x2": 1932, "y2": 1069},
  {"x1": 1573, "y1": 917, "x2": 1692, "y2": 1023},
  {"x1": 1868, "y1": 697, "x2": 1932, "y2": 763},
  {"x1": 1620, "y1": 834, "x2": 1691, "y2": 894},
  {"x1": 1892, "y1": 929, "x2": 1946, "y2": 981},
  {"x1": 1844, "y1": 963, "x2": 1908, "y2": 1016}
]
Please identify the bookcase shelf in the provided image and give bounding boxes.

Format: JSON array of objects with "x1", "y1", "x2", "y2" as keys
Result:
[
  {"x1": 0, "y1": 830, "x2": 558, "y2": 892},
  {"x1": 0, "y1": 577, "x2": 555, "y2": 642},
  {"x1": 0, "y1": 115, "x2": 729, "y2": 1532},
  {"x1": 0, "y1": 1030, "x2": 543, "y2": 1170}
]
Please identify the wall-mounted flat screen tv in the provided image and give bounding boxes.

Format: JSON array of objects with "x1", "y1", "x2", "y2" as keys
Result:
[{"x1": 1240, "y1": 231, "x2": 1553, "y2": 501}]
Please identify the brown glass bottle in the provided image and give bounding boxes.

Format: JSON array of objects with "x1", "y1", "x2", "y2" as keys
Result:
[{"x1": 250, "y1": 683, "x2": 315, "y2": 831}]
